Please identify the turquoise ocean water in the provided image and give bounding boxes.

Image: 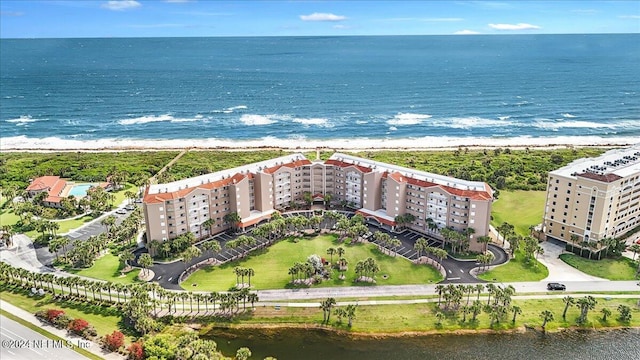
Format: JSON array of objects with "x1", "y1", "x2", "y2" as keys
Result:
[{"x1": 1, "y1": 34, "x2": 639, "y2": 149}]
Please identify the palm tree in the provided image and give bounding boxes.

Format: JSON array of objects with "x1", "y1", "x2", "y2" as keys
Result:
[
  {"x1": 476, "y1": 235, "x2": 491, "y2": 254},
  {"x1": 562, "y1": 296, "x2": 574, "y2": 319},
  {"x1": 576, "y1": 296, "x2": 597, "y2": 324},
  {"x1": 539, "y1": 310, "x2": 554, "y2": 329},
  {"x1": 569, "y1": 234, "x2": 579, "y2": 253},
  {"x1": 601, "y1": 307, "x2": 612, "y2": 321},
  {"x1": 511, "y1": 305, "x2": 522, "y2": 323},
  {"x1": 118, "y1": 251, "x2": 134, "y2": 272},
  {"x1": 181, "y1": 245, "x2": 202, "y2": 270},
  {"x1": 246, "y1": 268, "x2": 255, "y2": 287},
  {"x1": 345, "y1": 304, "x2": 358, "y2": 327},
  {"x1": 474, "y1": 284, "x2": 484, "y2": 301},
  {"x1": 202, "y1": 240, "x2": 222, "y2": 262},
  {"x1": 435, "y1": 311, "x2": 444, "y2": 326},
  {"x1": 138, "y1": 253, "x2": 153, "y2": 276},
  {"x1": 435, "y1": 284, "x2": 445, "y2": 305},
  {"x1": 224, "y1": 212, "x2": 242, "y2": 233},
  {"x1": 326, "y1": 247, "x2": 337, "y2": 263}
]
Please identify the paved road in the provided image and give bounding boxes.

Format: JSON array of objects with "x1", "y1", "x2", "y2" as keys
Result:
[
  {"x1": 252, "y1": 280, "x2": 640, "y2": 302},
  {"x1": 0, "y1": 315, "x2": 89, "y2": 360},
  {"x1": 35, "y1": 202, "x2": 139, "y2": 266}
]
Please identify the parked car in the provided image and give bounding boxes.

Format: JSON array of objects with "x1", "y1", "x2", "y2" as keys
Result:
[
  {"x1": 134, "y1": 198, "x2": 142, "y2": 203},
  {"x1": 115, "y1": 208, "x2": 127, "y2": 215},
  {"x1": 125, "y1": 204, "x2": 136, "y2": 211},
  {"x1": 547, "y1": 282, "x2": 566, "y2": 291}
]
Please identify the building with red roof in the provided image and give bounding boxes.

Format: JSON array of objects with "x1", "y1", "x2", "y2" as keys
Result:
[{"x1": 143, "y1": 153, "x2": 494, "y2": 252}]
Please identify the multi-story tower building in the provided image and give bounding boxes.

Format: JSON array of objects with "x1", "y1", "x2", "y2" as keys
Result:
[
  {"x1": 143, "y1": 152, "x2": 494, "y2": 252},
  {"x1": 542, "y1": 146, "x2": 640, "y2": 245}
]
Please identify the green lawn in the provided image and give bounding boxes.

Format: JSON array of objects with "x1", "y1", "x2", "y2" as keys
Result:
[
  {"x1": 0, "y1": 207, "x2": 21, "y2": 227},
  {"x1": 559, "y1": 254, "x2": 639, "y2": 280},
  {"x1": 182, "y1": 234, "x2": 443, "y2": 291},
  {"x1": 0, "y1": 284, "x2": 125, "y2": 338},
  {"x1": 203, "y1": 297, "x2": 640, "y2": 333},
  {"x1": 66, "y1": 252, "x2": 142, "y2": 284},
  {"x1": 478, "y1": 250, "x2": 549, "y2": 282},
  {"x1": 491, "y1": 190, "x2": 547, "y2": 236}
]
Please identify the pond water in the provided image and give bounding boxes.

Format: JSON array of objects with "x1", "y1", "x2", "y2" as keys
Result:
[{"x1": 207, "y1": 327, "x2": 640, "y2": 360}]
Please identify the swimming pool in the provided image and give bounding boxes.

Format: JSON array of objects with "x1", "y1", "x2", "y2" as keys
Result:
[{"x1": 68, "y1": 183, "x2": 95, "y2": 197}]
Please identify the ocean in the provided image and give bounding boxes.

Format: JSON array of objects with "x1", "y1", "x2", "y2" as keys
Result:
[{"x1": 1, "y1": 34, "x2": 639, "y2": 150}]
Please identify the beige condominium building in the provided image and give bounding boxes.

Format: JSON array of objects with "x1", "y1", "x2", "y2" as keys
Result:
[
  {"x1": 542, "y1": 145, "x2": 640, "y2": 245},
  {"x1": 143, "y1": 153, "x2": 494, "y2": 251}
]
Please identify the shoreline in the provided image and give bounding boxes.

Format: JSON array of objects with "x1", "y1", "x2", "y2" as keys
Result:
[
  {"x1": 0, "y1": 137, "x2": 638, "y2": 153},
  {"x1": 205, "y1": 322, "x2": 640, "y2": 339}
]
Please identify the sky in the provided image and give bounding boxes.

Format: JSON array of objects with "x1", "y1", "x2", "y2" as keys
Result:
[{"x1": 1, "y1": 1, "x2": 639, "y2": 38}]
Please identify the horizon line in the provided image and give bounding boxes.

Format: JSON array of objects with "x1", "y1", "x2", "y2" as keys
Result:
[{"x1": 1, "y1": 32, "x2": 639, "y2": 40}]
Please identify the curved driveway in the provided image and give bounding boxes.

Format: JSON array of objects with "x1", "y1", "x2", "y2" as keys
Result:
[{"x1": 142, "y1": 225, "x2": 509, "y2": 290}]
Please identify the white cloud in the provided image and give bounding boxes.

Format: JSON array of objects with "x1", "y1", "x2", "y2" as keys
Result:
[
  {"x1": 454, "y1": 30, "x2": 481, "y2": 35},
  {"x1": 101, "y1": 1, "x2": 141, "y2": 11},
  {"x1": 164, "y1": 0, "x2": 193, "y2": 2},
  {"x1": 619, "y1": 15, "x2": 640, "y2": 19},
  {"x1": 489, "y1": 23, "x2": 540, "y2": 30},
  {"x1": 300, "y1": 13, "x2": 347, "y2": 22}
]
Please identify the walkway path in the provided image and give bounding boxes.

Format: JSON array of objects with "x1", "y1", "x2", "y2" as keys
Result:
[
  {"x1": 538, "y1": 239, "x2": 609, "y2": 282},
  {"x1": 0, "y1": 300, "x2": 125, "y2": 360},
  {"x1": 148, "y1": 148, "x2": 188, "y2": 185}
]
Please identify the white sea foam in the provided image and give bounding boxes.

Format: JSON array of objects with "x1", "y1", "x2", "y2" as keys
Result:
[
  {"x1": 389, "y1": 126, "x2": 398, "y2": 131},
  {"x1": 227, "y1": 105, "x2": 247, "y2": 111},
  {"x1": 498, "y1": 116, "x2": 510, "y2": 121},
  {"x1": 6, "y1": 115, "x2": 37, "y2": 124},
  {"x1": 291, "y1": 117, "x2": 330, "y2": 126},
  {"x1": 432, "y1": 117, "x2": 513, "y2": 129},
  {"x1": 2, "y1": 135, "x2": 638, "y2": 152},
  {"x1": 355, "y1": 120, "x2": 369, "y2": 124},
  {"x1": 118, "y1": 114, "x2": 205, "y2": 125},
  {"x1": 239, "y1": 114, "x2": 277, "y2": 126},
  {"x1": 562, "y1": 113, "x2": 577, "y2": 118},
  {"x1": 386, "y1": 113, "x2": 432, "y2": 125},
  {"x1": 534, "y1": 119, "x2": 617, "y2": 130}
]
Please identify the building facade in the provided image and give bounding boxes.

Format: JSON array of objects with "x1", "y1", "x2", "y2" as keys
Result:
[
  {"x1": 542, "y1": 146, "x2": 640, "y2": 245},
  {"x1": 143, "y1": 153, "x2": 494, "y2": 251}
]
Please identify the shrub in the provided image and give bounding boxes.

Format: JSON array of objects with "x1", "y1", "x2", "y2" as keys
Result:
[
  {"x1": 54, "y1": 314, "x2": 72, "y2": 329},
  {"x1": 104, "y1": 330, "x2": 125, "y2": 351},
  {"x1": 69, "y1": 318, "x2": 90, "y2": 334},
  {"x1": 46, "y1": 309, "x2": 65, "y2": 322},
  {"x1": 127, "y1": 342, "x2": 144, "y2": 360}
]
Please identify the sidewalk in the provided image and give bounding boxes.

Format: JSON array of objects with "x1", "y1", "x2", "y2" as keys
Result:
[{"x1": 0, "y1": 300, "x2": 125, "y2": 360}]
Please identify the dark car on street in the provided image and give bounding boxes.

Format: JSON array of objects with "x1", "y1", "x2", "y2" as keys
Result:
[{"x1": 547, "y1": 282, "x2": 566, "y2": 291}]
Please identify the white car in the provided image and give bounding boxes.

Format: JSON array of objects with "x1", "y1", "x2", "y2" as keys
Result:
[
  {"x1": 115, "y1": 208, "x2": 127, "y2": 215},
  {"x1": 125, "y1": 204, "x2": 136, "y2": 211}
]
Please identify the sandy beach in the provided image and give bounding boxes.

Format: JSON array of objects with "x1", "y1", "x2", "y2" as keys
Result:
[{"x1": 1, "y1": 135, "x2": 638, "y2": 153}]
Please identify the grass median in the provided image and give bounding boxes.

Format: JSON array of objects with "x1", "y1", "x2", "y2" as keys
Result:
[{"x1": 559, "y1": 254, "x2": 639, "y2": 280}]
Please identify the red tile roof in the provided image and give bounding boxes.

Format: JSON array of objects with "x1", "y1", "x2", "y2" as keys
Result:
[
  {"x1": 263, "y1": 159, "x2": 312, "y2": 174},
  {"x1": 324, "y1": 159, "x2": 373, "y2": 173},
  {"x1": 386, "y1": 171, "x2": 492, "y2": 201},
  {"x1": 144, "y1": 176, "x2": 239, "y2": 204},
  {"x1": 26, "y1": 176, "x2": 61, "y2": 191}
]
